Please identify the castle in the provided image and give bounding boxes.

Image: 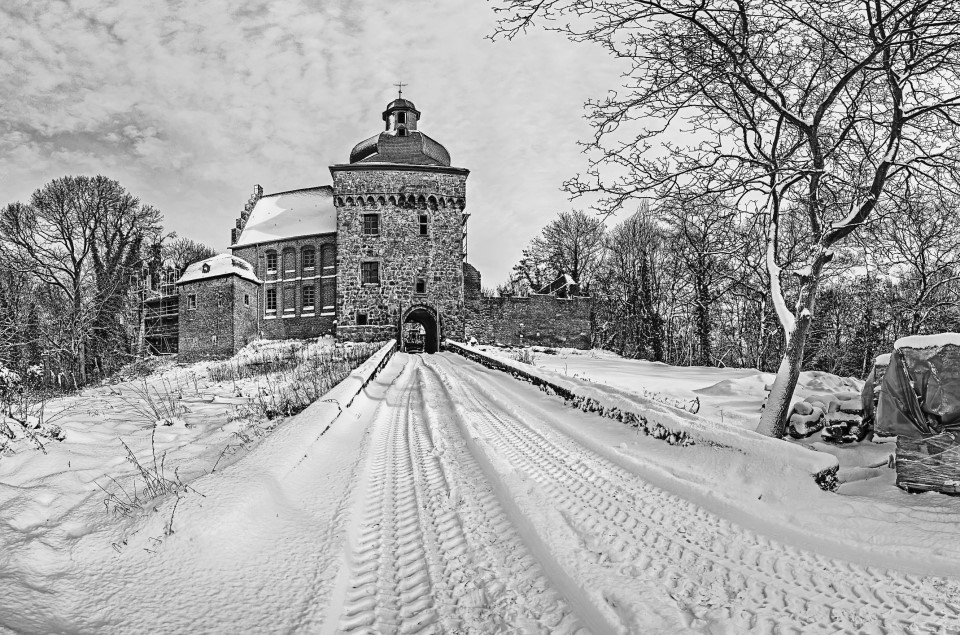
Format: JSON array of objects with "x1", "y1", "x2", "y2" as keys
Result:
[{"x1": 172, "y1": 96, "x2": 591, "y2": 360}]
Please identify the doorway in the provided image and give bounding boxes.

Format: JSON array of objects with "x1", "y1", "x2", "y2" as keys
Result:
[{"x1": 402, "y1": 306, "x2": 440, "y2": 354}]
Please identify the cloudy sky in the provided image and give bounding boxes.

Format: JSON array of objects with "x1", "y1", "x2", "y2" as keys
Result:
[{"x1": 0, "y1": 0, "x2": 625, "y2": 284}]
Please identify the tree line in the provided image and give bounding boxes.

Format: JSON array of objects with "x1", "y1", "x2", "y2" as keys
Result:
[
  {"x1": 0, "y1": 176, "x2": 216, "y2": 388},
  {"x1": 503, "y1": 194, "x2": 960, "y2": 379},
  {"x1": 494, "y1": 0, "x2": 960, "y2": 435}
]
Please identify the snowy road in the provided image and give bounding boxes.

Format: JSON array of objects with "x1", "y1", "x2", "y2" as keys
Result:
[{"x1": 321, "y1": 352, "x2": 959, "y2": 634}]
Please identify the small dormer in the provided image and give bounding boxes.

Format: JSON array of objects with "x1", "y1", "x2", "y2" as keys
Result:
[{"x1": 383, "y1": 98, "x2": 421, "y2": 136}]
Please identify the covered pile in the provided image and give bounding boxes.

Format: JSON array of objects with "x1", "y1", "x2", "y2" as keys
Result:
[{"x1": 877, "y1": 334, "x2": 960, "y2": 493}]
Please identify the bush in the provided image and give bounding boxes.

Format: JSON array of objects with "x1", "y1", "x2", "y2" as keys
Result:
[{"x1": 512, "y1": 348, "x2": 538, "y2": 366}]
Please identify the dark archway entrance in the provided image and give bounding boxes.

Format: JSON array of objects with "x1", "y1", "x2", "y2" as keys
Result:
[{"x1": 402, "y1": 306, "x2": 440, "y2": 354}]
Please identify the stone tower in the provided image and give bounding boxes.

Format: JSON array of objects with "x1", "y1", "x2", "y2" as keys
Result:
[{"x1": 331, "y1": 98, "x2": 469, "y2": 352}]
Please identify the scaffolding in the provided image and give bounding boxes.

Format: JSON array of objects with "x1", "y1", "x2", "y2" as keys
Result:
[{"x1": 140, "y1": 267, "x2": 181, "y2": 354}]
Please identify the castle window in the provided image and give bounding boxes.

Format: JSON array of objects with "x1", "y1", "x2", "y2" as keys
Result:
[
  {"x1": 302, "y1": 248, "x2": 316, "y2": 270},
  {"x1": 266, "y1": 288, "x2": 277, "y2": 312},
  {"x1": 419, "y1": 214, "x2": 429, "y2": 236},
  {"x1": 356, "y1": 312, "x2": 368, "y2": 325},
  {"x1": 302, "y1": 285, "x2": 315, "y2": 310},
  {"x1": 398, "y1": 128, "x2": 408, "y2": 137},
  {"x1": 187, "y1": 293, "x2": 197, "y2": 310},
  {"x1": 362, "y1": 214, "x2": 380, "y2": 236},
  {"x1": 415, "y1": 278, "x2": 427, "y2": 295},
  {"x1": 211, "y1": 335, "x2": 217, "y2": 345},
  {"x1": 397, "y1": 112, "x2": 406, "y2": 124},
  {"x1": 217, "y1": 292, "x2": 224, "y2": 308},
  {"x1": 361, "y1": 261, "x2": 380, "y2": 285},
  {"x1": 266, "y1": 251, "x2": 278, "y2": 274},
  {"x1": 321, "y1": 277, "x2": 335, "y2": 310},
  {"x1": 321, "y1": 244, "x2": 336, "y2": 271},
  {"x1": 244, "y1": 294, "x2": 250, "y2": 306}
]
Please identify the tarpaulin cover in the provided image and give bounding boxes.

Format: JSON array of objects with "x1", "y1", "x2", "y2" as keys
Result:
[
  {"x1": 876, "y1": 342, "x2": 960, "y2": 437},
  {"x1": 860, "y1": 355, "x2": 890, "y2": 430}
]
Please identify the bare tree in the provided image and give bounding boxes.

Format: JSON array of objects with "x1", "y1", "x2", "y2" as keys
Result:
[
  {"x1": 161, "y1": 237, "x2": 219, "y2": 275},
  {"x1": 494, "y1": 0, "x2": 960, "y2": 437},
  {"x1": 509, "y1": 209, "x2": 606, "y2": 294},
  {"x1": 660, "y1": 196, "x2": 743, "y2": 366},
  {"x1": 594, "y1": 203, "x2": 668, "y2": 359},
  {"x1": 866, "y1": 185, "x2": 960, "y2": 335},
  {"x1": 0, "y1": 176, "x2": 162, "y2": 383}
]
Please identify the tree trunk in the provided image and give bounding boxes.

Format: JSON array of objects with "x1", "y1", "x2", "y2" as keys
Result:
[{"x1": 757, "y1": 278, "x2": 818, "y2": 438}]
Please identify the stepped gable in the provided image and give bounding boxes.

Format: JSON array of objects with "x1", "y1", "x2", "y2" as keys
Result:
[{"x1": 232, "y1": 186, "x2": 336, "y2": 247}]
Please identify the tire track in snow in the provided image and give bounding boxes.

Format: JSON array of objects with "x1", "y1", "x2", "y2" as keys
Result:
[
  {"x1": 427, "y1": 353, "x2": 960, "y2": 634},
  {"x1": 335, "y1": 355, "x2": 583, "y2": 634}
]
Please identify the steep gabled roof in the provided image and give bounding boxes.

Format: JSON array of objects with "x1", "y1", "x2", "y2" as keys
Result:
[{"x1": 232, "y1": 186, "x2": 336, "y2": 247}]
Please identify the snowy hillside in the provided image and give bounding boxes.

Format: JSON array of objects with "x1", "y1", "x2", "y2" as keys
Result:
[{"x1": 2, "y1": 343, "x2": 959, "y2": 633}]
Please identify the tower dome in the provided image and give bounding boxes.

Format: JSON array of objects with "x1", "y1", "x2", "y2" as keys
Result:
[{"x1": 348, "y1": 98, "x2": 451, "y2": 166}]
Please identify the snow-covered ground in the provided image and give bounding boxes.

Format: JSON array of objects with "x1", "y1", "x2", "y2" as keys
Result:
[{"x1": 2, "y1": 344, "x2": 959, "y2": 633}]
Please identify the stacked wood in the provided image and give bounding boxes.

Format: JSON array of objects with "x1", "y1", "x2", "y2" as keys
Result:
[
  {"x1": 787, "y1": 390, "x2": 866, "y2": 442},
  {"x1": 896, "y1": 431, "x2": 960, "y2": 494}
]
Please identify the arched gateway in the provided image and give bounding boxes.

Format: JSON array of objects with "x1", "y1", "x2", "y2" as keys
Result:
[{"x1": 402, "y1": 305, "x2": 440, "y2": 354}]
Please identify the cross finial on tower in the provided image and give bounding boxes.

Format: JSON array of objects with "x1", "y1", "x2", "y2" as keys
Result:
[{"x1": 395, "y1": 82, "x2": 407, "y2": 98}]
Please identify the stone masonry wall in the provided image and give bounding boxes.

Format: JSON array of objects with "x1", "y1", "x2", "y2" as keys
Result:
[
  {"x1": 178, "y1": 276, "x2": 260, "y2": 362},
  {"x1": 465, "y1": 294, "x2": 593, "y2": 349},
  {"x1": 332, "y1": 166, "x2": 467, "y2": 342},
  {"x1": 232, "y1": 234, "x2": 337, "y2": 340}
]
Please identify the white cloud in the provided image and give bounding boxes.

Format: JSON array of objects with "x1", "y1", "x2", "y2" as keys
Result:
[{"x1": 0, "y1": 0, "x2": 625, "y2": 284}]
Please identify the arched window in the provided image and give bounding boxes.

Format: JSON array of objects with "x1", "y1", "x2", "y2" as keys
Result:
[
  {"x1": 266, "y1": 288, "x2": 277, "y2": 313},
  {"x1": 265, "y1": 250, "x2": 278, "y2": 274},
  {"x1": 302, "y1": 284, "x2": 315, "y2": 311},
  {"x1": 302, "y1": 247, "x2": 316, "y2": 271},
  {"x1": 321, "y1": 244, "x2": 336, "y2": 272},
  {"x1": 397, "y1": 112, "x2": 406, "y2": 124}
]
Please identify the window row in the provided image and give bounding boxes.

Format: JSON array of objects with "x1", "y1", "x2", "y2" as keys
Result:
[
  {"x1": 265, "y1": 282, "x2": 334, "y2": 314},
  {"x1": 186, "y1": 292, "x2": 251, "y2": 310},
  {"x1": 360, "y1": 213, "x2": 430, "y2": 237},
  {"x1": 265, "y1": 244, "x2": 335, "y2": 276}
]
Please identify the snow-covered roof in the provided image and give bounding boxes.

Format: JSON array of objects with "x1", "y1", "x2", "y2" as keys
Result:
[
  {"x1": 176, "y1": 254, "x2": 261, "y2": 286},
  {"x1": 895, "y1": 333, "x2": 960, "y2": 350},
  {"x1": 232, "y1": 186, "x2": 336, "y2": 248}
]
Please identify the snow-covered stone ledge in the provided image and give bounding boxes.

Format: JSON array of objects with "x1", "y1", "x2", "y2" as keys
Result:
[
  {"x1": 445, "y1": 341, "x2": 839, "y2": 491},
  {"x1": 237, "y1": 339, "x2": 397, "y2": 479}
]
